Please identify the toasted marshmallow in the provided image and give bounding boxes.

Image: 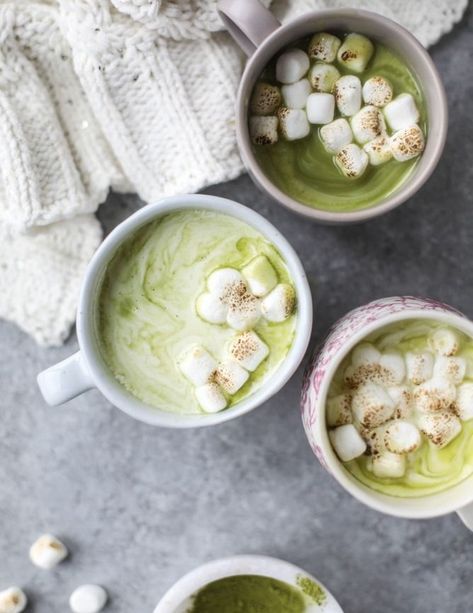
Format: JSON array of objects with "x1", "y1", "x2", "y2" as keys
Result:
[
  {"x1": 226, "y1": 293, "x2": 261, "y2": 331},
  {"x1": 207, "y1": 268, "x2": 243, "y2": 298},
  {"x1": 250, "y1": 82, "x2": 281, "y2": 116},
  {"x1": 334, "y1": 75, "x2": 362, "y2": 116},
  {"x1": 388, "y1": 386, "x2": 413, "y2": 420},
  {"x1": 371, "y1": 451, "x2": 406, "y2": 478},
  {"x1": 352, "y1": 382, "x2": 395, "y2": 429},
  {"x1": 455, "y1": 382, "x2": 473, "y2": 421},
  {"x1": 281, "y1": 78, "x2": 311, "y2": 109},
  {"x1": 352, "y1": 343, "x2": 381, "y2": 367},
  {"x1": 433, "y1": 356, "x2": 466, "y2": 384},
  {"x1": 390, "y1": 125, "x2": 425, "y2": 162},
  {"x1": 363, "y1": 135, "x2": 392, "y2": 166},
  {"x1": 308, "y1": 32, "x2": 341, "y2": 62},
  {"x1": 362, "y1": 76, "x2": 393, "y2": 107},
  {"x1": 178, "y1": 346, "x2": 216, "y2": 386},
  {"x1": 351, "y1": 105, "x2": 386, "y2": 144},
  {"x1": 261, "y1": 283, "x2": 295, "y2": 322},
  {"x1": 406, "y1": 351, "x2": 434, "y2": 385},
  {"x1": 249, "y1": 116, "x2": 278, "y2": 145},
  {"x1": 29, "y1": 534, "x2": 68, "y2": 569},
  {"x1": 308, "y1": 62, "x2": 340, "y2": 92},
  {"x1": 196, "y1": 292, "x2": 227, "y2": 324},
  {"x1": 229, "y1": 330, "x2": 269, "y2": 371},
  {"x1": 69, "y1": 585, "x2": 108, "y2": 613},
  {"x1": 383, "y1": 420, "x2": 422, "y2": 454},
  {"x1": 306, "y1": 93, "x2": 335, "y2": 125},
  {"x1": 320, "y1": 118, "x2": 353, "y2": 154},
  {"x1": 214, "y1": 359, "x2": 249, "y2": 395},
  {"x1": 195, "y1": 383, "x2": 227, "y2": 413},
  {"x1": 276, "y1": 48, "x2": 310, "y2": 84},
  {"x1": 278, "y1": 107, "x2": 310, "y2": 141},
  {"x1": 429, "y1": 327, "x2": 461, "y2": 356},
  {"x1": 335, "y1": 144, "x2": 368, "y2": 179},
  {"x1": 418, "y1": 411, "x2": 462, "y2": 448},
  {"x1": 384, "y1": 93, "x2": 420, "y2": 131},
  {"x1": 0, "y1": 588, "x2": 27, "y2": 613},
  {"x1": 379, "y1": 352, "x2": 406, "y2": 385},
  {"x1": 242, "y1": 255, "x2": 277, "y2": 298},
  {"x1": 329, "y1": 424, "x2": 366, "y2": 462},
  {"x1": 326, "y1": 393, "x2": 353, "y2": 427},
  {"x1": 337, "y1": 33, "x2": 374, "y2": 73},
  {"x1": 414, "y1": 377, "x2": 456, "y2": 413}
]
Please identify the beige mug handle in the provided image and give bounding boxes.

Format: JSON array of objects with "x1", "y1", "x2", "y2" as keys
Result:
[
  {"x1": 457, "y1": 503, "x2": 473, "y2": 531},
  {"x1": 218, "y1": 0, "x2": 281, "y2": 56}
]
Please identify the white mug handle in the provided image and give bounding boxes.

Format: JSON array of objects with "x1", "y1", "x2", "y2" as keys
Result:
[
  {"x1": 457, "y1": 503, "x2": 473, "y2": 531},
  {"x1": 37, "y1": 351, "x2": 94, "y2": 406}
]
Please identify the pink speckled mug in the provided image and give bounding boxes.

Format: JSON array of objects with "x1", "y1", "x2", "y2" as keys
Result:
[{"x1": 301, "y1": 296, "x2": 473, "y2": 530}]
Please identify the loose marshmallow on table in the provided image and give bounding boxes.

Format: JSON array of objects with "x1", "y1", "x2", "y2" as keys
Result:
[
  {"x1": 250, "y1": 82, "x2": 281, "y2": 116},
  {"x1": 334, "y1": 75, "x2": 362, "y2": 117},
  {"x1": 242, "y1": 255, "x2": 277, "y2": 297},
  {"x1": 261, "y1": 283, "x2": 295, "y2": 323},
  {"x1": 363, "y1": 135, "x2": 392, "y2": 166},
  {"x1": 278, "y1": 108, "x2": 310, "y2": 141},
  {"x1": 371, "y1": 451, "x2": 406, "y2": 478},
  {"x1": 352, "y1": 382, "x2": 395, "y2": 429},
  {"x1": 276, "y1": 48, "x2": 310, "y2": 84},
  {"x1": 308, "y1": 32, "x2": 341, "y2": 62},
  {"x1": 229, "y1": 330, "x2": 269, "y2": 371},
  {"x1": 320, "y1": 118, "x2": 353, "y2": 154},
  {"x1": 308, "y1": 62, "x2": 340, "y2": 93},
  {"x1": 390, "y1": 125, "x2": 425, "y2": 162},
  {"x1": 362, "y1": 76, "x2": 393, "y2": 107},
  {"x1": 337, "y1": 33, "x2": 374, "y2": 73},
  {"x1": 0, "y1": 587, "x2": 27, "y2": 613},
  {"x1": 29, "y1": 534, "x2": 68, "y2": 569},
  {"x1": 195, "y1": 383, "x2": 227, "y2": 413},
  {"x1": 406, "y1": 351, "x2": 434, "y2": 385},
  {"x1": 417, "y1": 411, "x2": 462, "y2": 448},
  {"x1": 429, "y1": 328, "x2": 461, "y2": 356},
  {"x1": 455, "y1": 382, "x2": 473, "y2": 421},
  {"x1": 382, "y1": 420, "x2": 422, "y2": 453},
  {"x1": 383, "y1": 93, "x2": 419, "y2": 131},
  {"x1": 178, "y1": 346, "x2": 216, "y2": 386},
  {"x1": 326, "y1": 393, "x2": 353, "y2": 427},
  {"x1": 69, "y1": 585, "x2": 108, "y2": 613},
  {"x1": 414, "y1": 377, "x2": 456, "y2": 413},
  {"x1": 214, "y1": 359, "x2": 249, "y2": 395},
  {"x1": 433, "y1": 356, "x2": 466, "y2": 385},
  {"x1": 351, "y1": 105, "x2": 386, "y2": 144},
  {"x1": 281, "y1": 78, "x2": 311, "y2": 109},
  {"x1": 306, "y1": 93, "x2": 335, "y2": 125},
  {"x1": 335, "y1": 144, "x2": 368, "y2": 179},
  {"x1": 249, "y1": 116, "x2": 278, "y2": 146},
  {"x1": 329, "y1": 424, "x2": 366, "y2": 461}
]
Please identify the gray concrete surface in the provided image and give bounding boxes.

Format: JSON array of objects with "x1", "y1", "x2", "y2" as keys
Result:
[{"x1": 1, "y1": 7, "x2": 473, "y2": 613}]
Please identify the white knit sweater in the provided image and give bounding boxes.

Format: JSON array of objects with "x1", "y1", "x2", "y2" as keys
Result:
[{"x1": 0, "y1": 0, "x2": 467, "y2": 345}]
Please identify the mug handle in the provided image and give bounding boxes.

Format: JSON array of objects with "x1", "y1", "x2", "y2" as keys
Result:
[
  {"x1": 457, "y1": 503, "x2": 473, "y2": 531},
  {"x1": 37, "y1": 351, "x2": 94, "y2": 406},
  {"x1": 218, "y1": 0, "x2": 281, "y2": 56}
]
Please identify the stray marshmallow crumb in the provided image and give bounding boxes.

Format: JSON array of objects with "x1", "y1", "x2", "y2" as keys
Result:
[
  {"x1": 0, "y1": 587, "x2": 27, "y2": 613},
  {"x1": 29, "y1": 534, "x2": 68, "y2": 569}
]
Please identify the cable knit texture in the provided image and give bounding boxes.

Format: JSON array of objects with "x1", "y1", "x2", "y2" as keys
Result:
[{"x1": 0, "y1": 0, "x2": 467, "y2": 346}]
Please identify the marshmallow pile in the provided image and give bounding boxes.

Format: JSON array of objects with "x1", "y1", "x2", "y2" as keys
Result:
[
  {"x1": 250, "y1": 31, "x2": 425, "y2": 179},
  {"x1": 327, "y1": 328, "x2": 473, "y2": 479}
]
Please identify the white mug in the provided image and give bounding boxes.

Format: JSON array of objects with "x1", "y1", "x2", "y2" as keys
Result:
[
  {"x1": 301, "y1": 296, "x2": 473, "y2": 530},
  {"x1": 37, "y1": 194, "x2": 312, "y2": 428}
]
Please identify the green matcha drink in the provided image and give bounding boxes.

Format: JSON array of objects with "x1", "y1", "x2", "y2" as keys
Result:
[
  {"x1": 327, "y1": 320, "x2": 473, "y2": 498},
  {"x1": 97, "y1": 210, "x2": 297, "y2": 414},
  {"x1": 249, "y1": 31, "x2": 427, "y2": 212}
]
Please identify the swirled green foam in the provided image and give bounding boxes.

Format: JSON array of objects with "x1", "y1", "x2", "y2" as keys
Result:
[{"x1": 97, "y1": 210, "x2": 296, "y2": 414}]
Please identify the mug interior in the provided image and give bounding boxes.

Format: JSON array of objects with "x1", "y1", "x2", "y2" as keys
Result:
[
  {"x1": 238, "y1": 9, "x2": 447, "y2": 223},
  {"x1": 77, "y1": 195, "x2": 312, "y2": 428},
  {"x1": 314, "y1": 309, "x2": 473, "y2": 518}
]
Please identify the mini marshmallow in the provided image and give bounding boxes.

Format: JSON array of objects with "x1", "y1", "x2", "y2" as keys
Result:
[
  {"x1": 249, "y1": 116, "x2": 278, "y2": 145},
  {"x1": 326, "y1": 393, "x2": 353, "y2": 427},
  {"x1": 308, "y1": 62, "x2": 340, "y2": 93},
  {"x1": 29, "y1": 534, "x2": 68, "y2": 569},
  {"x1": 388, "y1": 386, "x2": 413, "y2": 420},
  {"x1": 214, "y1": 360, "x2": 249, "y2": 395},
  {"x1": 429, "y1": 327, "x2": 461, "y2": 356},
  {"x1": 418, "y1": 411, "x2": 462, "y2": 448},
  {"x1": 229, "y1": 330, "x2": 269, "y2": 372},
  {"x1": 226, "y1": 293, "x2": 261, "y2": 331},
  {"x1": 329, "y1": 424, "x2": 367, "y2": 462},
  {"x1": 320, "y1": 118, "x2": 353, "y2": 154},
  {"x1": 334, "y1": 75, "x2": 362, "y2": 117},
  {"x1": 455, "y1": 382, "x2": 473, "y2": 421},
  {"x1": 383, "y1": 93, "x2": 420, "y2": 131},
  {"x1": 335, "y1": 144, "x2": 369, "y2": 179},
  {"x1": 196, "y1": 292, "x2": 227, "y2": 324},
  {"x1": 307, "y1": 32, "x2": 341, "y2": 62},
  {"x1": 414, "y1": 377, "x2": 456, "y2": 413},
  {"x1": 260, "y1": 283, "x2": 296, "y2": 323},
  {"x1": 390, "y1": 125, "x2": 425, "y2": 162},
  {"x1": 306, "y1": 93, "x2": 335, "y2": 125},
  {"x1": 278, "y1": 107, "x2": 310, "y2": 141},
  {"x1": 250, "y1": 82, "x2": 281, "y2": 116},
  {"x1": 363, "y1": 135, "x2": 392, "y2": 166},
  {"x1": 383, "y1": 420, "x2": 422, "y2": 454},
  {"x1": 371, "y1": 451, "x2": 406, "y2": 478},
  {"x1": 178, "y1": 346, "x2": 216, "y2": 386},
  {"x1": 362, "y1": 76, "x2": 393, "y2": 107},
  {"x1": 352, "y1": 382, "x2": 395, "y2": 429},
  {"x1": 337, "y1": 33, "x2": 374, "y2": 73},
  {"x1": 276, "y1": 48, "x2": 310, "y2": 84},
  {"x1": 207, "y1": 268, "x2": 243, "y2": 297},
  {"x1": 352, "y1": 343, "x2": 381, "y2": 367},
  {"x1": 351, "y1": 105, "x2": 386, "y2": 144},
  {"x1": 433, "y1": 356, "x2": 466, "y2": 385},
  {"x1": 406, "y1": 351, "x2": 434, "y2": 385},
  {"x1": 379, "y1": 352, "x2": 406, "y2": 385},
  {"x1": 0, "y1": 588, "x2": 27, "y2": 613},
  {"x1": 242, "y1": 255, "x2": 278, "y2": 297},
  {"x1": 69, "y1": 585, "x2": 108, "y2": 613},
  {"x1": 281, "y1": 78, "x2": 311, "y2": 109},
  {"x1": 195, "y1": 383, "x2": 227, "y2": 413}
]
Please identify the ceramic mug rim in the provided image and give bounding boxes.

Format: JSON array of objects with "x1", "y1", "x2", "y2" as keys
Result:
[
  {"x1": 235, "y1": 8, "x2": 448, "y2": 223},
  {"x1": 76, "y1": 194, "x2": 313, "y2": 428}
]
